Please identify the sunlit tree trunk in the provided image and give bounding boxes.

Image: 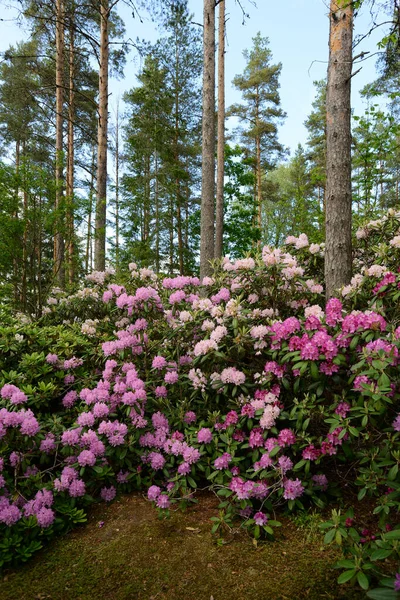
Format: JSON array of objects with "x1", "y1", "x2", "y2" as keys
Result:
[
  {"x1": 200, "y1": 0, "x2": 215, "y2": 279},
  {"x1": 54, "y1": 0, "x2": 65, "y2": 286},
  {"x1": 215, "y1": 0, "x2": 225, "y2": 259},
  {"x1": 94, "y1": 0, "x2": 109, "y2": 271},
  {"x1": 325, "y1": 0, "x2": 353, "y2": 299},
  {"x1": 66, "y1": 6, "x2": 75, "y2": 285}
]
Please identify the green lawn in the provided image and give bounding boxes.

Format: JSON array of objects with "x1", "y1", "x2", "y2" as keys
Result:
[{"x1": 1, "y1": 493, "x2": 365, "y2": 600}]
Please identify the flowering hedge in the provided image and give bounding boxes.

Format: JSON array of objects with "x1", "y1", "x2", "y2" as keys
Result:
[{"x1": 2, "y1": 210, "x2": 400, "y2": 595}]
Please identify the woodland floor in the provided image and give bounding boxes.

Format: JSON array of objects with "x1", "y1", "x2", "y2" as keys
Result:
[{"x1": 1, "y1": 492, "x2": 366, "y2": 600}]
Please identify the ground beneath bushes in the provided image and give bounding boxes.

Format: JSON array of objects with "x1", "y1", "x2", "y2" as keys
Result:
[{"x1": 1, "y1": 492, "x2": 365, "y2": 600}]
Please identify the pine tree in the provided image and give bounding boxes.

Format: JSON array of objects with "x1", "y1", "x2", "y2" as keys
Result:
[{"x1": 228, "y1": 32, "x2": 285, "y2": 240}]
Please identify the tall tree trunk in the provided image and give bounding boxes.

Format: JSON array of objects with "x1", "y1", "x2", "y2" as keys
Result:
[
  {"x1": 325, "y1": 0, "x2": 353, "y2": 299},
  {"x1": 256, "y1": 134, "x2": 262, "y2": 232},
  {"x1": 13, "y1": 140, "x2": 20, "y2": 306},
  {"x1": 94, "y1": 0, "x2": 109, "y2": 271},
  {"x1": 155, "y1": 150, "x2": 160, "y2": 273},
  {"x1": 114, "y1": 101, "x2": 120, "y2": 270},
  {"x1": 169, "y1": 195, "x2": 174, "y2": 274},
  {"x1": 86, "y1": 147, "x2": 96, "y2": 273},
  {"x1": 215, "y1": 0, "x2": 225, "y2": 259},
  {"x1": 22, "y1": 146, "x2": 28, "y2": 312},
  {"x1": 174, "y1": 34, "x2": 184, "y2": 275},
  {"x1": 66, "y1": 6, "x2": 75, "y2": 286},
  {"x1": 54, "y1": 0, "x2": 65, "y2": 287},
  {"x1": 200, "y1": 0, "x2": 215, "y2": 279}
]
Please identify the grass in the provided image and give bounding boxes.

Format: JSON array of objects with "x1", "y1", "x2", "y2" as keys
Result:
[{"x1": 1, "y1": 492, "x2": 365, "y2": 600}]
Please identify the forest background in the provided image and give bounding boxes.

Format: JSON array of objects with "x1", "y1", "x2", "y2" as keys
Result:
[{"x1": 0, "y1": 0, "x2": 398, "y2": 314}]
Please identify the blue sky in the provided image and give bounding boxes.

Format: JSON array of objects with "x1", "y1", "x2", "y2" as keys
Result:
[{"x1": 0, "y1": 0, "x2": 389, "y2": 154}]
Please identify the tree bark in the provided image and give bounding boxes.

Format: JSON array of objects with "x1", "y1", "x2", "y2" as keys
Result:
[
  {"x1": 325, "y1": 0, "x2": 353, "y2": 299},
  {"x1": 214, "y1": 0, "x2": 225, "y2": 259},
  {"x1": 54, "y1": 0, "x2": 65, "y2": 287},
  {"x1": 66, "y1": 6, "x2": 75, "y2": 286},
  {"x1": 200, "y1": 0, "x2": 215, "y2": 279},
  {"x1": 94, "y1": 0, "x2": 109, "y2": 271},
  {"x1": 115, "y1": 101, "x2": 120, "y2": 270}
]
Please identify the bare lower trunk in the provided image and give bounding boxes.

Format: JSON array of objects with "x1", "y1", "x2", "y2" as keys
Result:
[
  {"x1": 325, "y1": 0, "x2": 353, "y2": 299},
  {"x1": 54, "y1": 0, "x2": 65, "y2": 287},
  {"x1": 86, "y1": 148, "x2": 96, "y2": 274},
  {"x1": 66, "y1": 10, "x2": 75, "y2": 286},
  {"x1": 115, "y1": 102, "x2": 120, "y2": 270},
  {"x1": 256, "y1": 135, "x2": 262, "y2": 233},
  {"x1": 200, "y1": 0, "x2": 215, "y2": 279},
  {"x1": 94, "y1": 0, "x2": 109, "y2": 271},
  {"x1": 215, "y1": 0, "x2": 225, "y2": 259},
  {"x1": 155, "y1": 151, "x2": 160, "y2": 273}
]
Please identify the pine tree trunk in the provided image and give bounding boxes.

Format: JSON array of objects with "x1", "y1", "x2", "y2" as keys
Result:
[
  {"x1": 214, "y1": 0, "x2": 225, "y2": 259},
  {"x1": 115, "y1": 102, "x2": 120, "y2": 270},
  {"x1": 13, "y1": 140, "x2": 20, "y2": 307},
  {"x1": 66, "y1": 8, "x2": 75, "y2": 286},
  {"x1": 54, "y1": 0, "x2": 65, "y2": 287},
  {"x1": 200, "y1": 0, "x2": 215, "y2": 279},
  {"x1": 256, "y1": 134, "x2": 262, "y2": 233},
  {"x1": 94, "y1": 0, "x2": 109, "y2": 271},
  {"x1": 155, "y1": 150, "x2": 160, "y2": 274},
  {"x1": 325, "y1": 0, "x2": 353, "y2": 299},
  {"x1": 86, "y1": 147, "x2": 96, "y2": 274}
]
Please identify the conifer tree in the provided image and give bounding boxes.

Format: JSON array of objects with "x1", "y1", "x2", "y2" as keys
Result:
[{"x1": 228, "y1": 33, "x2": 285, "y2": 240}]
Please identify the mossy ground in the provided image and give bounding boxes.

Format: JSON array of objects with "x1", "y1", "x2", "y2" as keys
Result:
[{"x1": 1, "y1": 492, "x2": 365, "y2": 600}]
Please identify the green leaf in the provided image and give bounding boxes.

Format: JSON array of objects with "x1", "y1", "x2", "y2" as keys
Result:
[
  {"x1": 384, "y1": 528, "x2": 400, "y2": 540},
  {"x1": 387, "y1": 464, "x2": 398, "y2": 481},
  {"x1": 370, "y1": 549, "x2": 393, "y2": 561},
  {"x1": 366, "y1": 589, "x2": 398, "y2": 600},
  {"x1": 337, "y1": 569, "x2": 356, "y2": 584},
  {"x1": 324, "y1": 528, "x2": 336, "y2": 544},
  {"x1": 357, "y1": 571, "x2": 369, "y2": 590}
]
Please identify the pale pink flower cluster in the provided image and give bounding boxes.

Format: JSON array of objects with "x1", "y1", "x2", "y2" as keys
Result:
[
  {"x1": 188, "y1": 368, "x2": 207, "y2": 391},
  {"x1": 304, "y1": 305, "x2": 324, "y2": 320},
  {"x1": 81, "y1": 319, "x2": 98, "y2": 336},
  {"x1": 178, "y1": 310, "x2": 193, "y2": 323},
  {"x1": 342, "y1": 273, "x2": 364, "y2": 297},
  {"x1": 262, "y1": 246, "x2": 283, "y2": 266},
  {"x1": 224, "y1": 299, "x2": 241, "y2": 317},
  {"x1": 234, "y1": 257, "x2": 255, "y2": 270},
  {"x1": 139, "y1": 267, "x2": 157, "y2": 280},
  {"x1": 260, "y1": 404, "x2": 280, "y2": 429},
  {"x1": 309, "y1": 243, "x2": 321, "y2": 254},
  {"x1": 295, "y1": 233, "x2": 309, "y2": 248},
  {"x1": 390, "y1": 235, "x2": 400, "y2": 248},
  {"x1": 193, "y1": 339, "x2": 218, "y2": 356},
  {"x1": 282, "y1": 265, "x2": 304, "y2": 279},
  {"x1": 356, "y1": 227, "x2": 368, "y2": 239},
  {"x1": 201, "y1": 319, "x2": 215, "y2": 332},
  {"x1": 210, "y1": 325, "x2": 227, "y2": 343},
  {"x1": 220, "y1": 367, "x2": 246, "y2": 385},
  {"x1": 86, "y1": 270, "x2": 108, "y2": 285},
  {"x1": 250, "y1": 325, "x2": 269, "y2": 340},
  {"x1": 247, "y1": 293, "x2": 259, "y2": 304},
  {"x1": 305, "y1": 279, "x2": 324, "y2": 294},
  {"x1": 366, "y1": 264, "x2": 387, "y2": 277}
]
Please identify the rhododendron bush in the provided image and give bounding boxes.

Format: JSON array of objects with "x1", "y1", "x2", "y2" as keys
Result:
[{"x1": 2, "y1": 210, "x2": 400, "y2": 595}]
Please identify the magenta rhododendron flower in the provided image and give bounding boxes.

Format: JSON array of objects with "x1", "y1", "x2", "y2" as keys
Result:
[
  {"x1": 214, "y1": 453, "x2": 232, "y2": 470},
  {"x1": 100, "y1": 486, "x2": 116, "y2": 502},
  {"x1": 197, "y1": 428, "x2": 213, "y2": 444},
  {"x1": 254, "y1": 512, "x2": 268, "y2": 526}
]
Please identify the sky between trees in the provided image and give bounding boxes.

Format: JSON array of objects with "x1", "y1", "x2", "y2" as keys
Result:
[{"x1": 0, "y1": 0, "x2": 386, "y2": 154}]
